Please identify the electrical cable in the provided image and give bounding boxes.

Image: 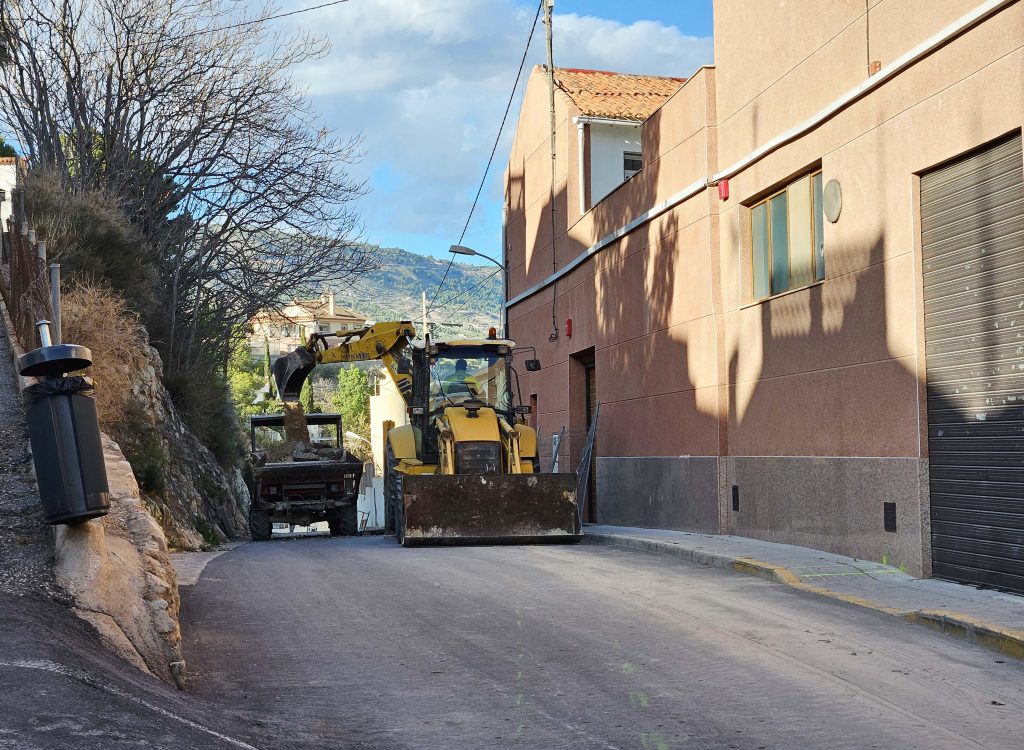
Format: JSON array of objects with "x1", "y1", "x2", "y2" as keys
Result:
[
  {"x1": 431, "y1": 267, "x2": 502, "y2": 315},
  {"x1": 421, "y1": 0, "x2": 543, "y2": 318},
  {"x1": 61, "y1": 0, "x2": 356, "y2": 54},
  {"x1": 156, "y1": 0, "x2": 354, "y2": 41}
]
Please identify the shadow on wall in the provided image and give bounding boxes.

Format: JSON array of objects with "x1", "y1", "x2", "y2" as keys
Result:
[
  {"x1": 589, "y1": 109, "x2": 723, "y2": 530},
  {"x1": 729, "y1": 150, "x2": 1020, "y2": 580},
  {"x1": 726, "y1": 205, "x2": 930, "y2": 569}
]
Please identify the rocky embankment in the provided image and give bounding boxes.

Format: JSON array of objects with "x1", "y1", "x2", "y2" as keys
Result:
[
  {"x1": 114, "y1": 341, "x2": 249, "y2": 550},
  {"x1": 54, "y1": 436, "x2": 185, "y2": 684}
]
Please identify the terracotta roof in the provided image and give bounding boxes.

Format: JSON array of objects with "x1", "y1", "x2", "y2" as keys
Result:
[
  {"x1": 291, "y1": 299, "x2": 365, "y2": 321},
  {"x1": 553, "y1": 67, "x2": 687, "y2": 121}
]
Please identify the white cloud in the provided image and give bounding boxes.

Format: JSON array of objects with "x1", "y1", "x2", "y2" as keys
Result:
[{"x1": 272, "y1": 1, "x2": 713, "y2": 253}]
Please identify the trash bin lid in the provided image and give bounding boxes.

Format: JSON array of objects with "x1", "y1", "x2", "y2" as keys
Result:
[{"x1": 18, "y1": 344, "x2": 93, "y2": 378}]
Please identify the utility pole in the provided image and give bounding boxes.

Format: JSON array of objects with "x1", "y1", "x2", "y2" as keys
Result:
[
  {"x1": 421, "y1": 290, "x2": 428, "y2": 341},
  {"x1": 544, "y1": 0, "x2": 559, "y2": 341},
  {"x1": 544, "y1": 0, "x2": 556, "y2": 143},
  {"x1": 544, "y1": 0, "x2": 556, "y2": 221}
]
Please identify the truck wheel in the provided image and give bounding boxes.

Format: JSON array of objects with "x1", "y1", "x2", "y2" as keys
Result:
[
  {"x1": 340, "y1": 504, "x2": 359, "y2": 536},
  {"x1": 249, "y1": 509, "x2": 272, "y2": 541},
  {"x1": 328, "y1": 514, "x2": 343, "y2": 537}
]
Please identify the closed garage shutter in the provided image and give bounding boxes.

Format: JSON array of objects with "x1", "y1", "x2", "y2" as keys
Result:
[{"x1": 922, "y1": 132, "x2": 1024, "y2": 592}]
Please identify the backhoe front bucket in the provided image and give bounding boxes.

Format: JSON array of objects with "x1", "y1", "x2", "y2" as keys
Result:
[
  {"x1": 398, "y1": 473, "x2": 582, "y2": 545},
  {"x1": 272, "y1": 347, "x2": 317, "y2": 403}
]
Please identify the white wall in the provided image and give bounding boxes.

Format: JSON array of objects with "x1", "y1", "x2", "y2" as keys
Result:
[
  {"x1": 369, "y1": 367, "x2": 408, "y2": 474},
  {"x1": 589, "y1": 123, "x2": 642, "y2": 206},
  {"x1": 0, "y1": 163, "x2": 16, "y2": 228}
]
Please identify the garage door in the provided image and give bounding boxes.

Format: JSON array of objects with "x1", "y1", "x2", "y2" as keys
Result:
[{"x1": 922, "y1": 132, "x2": 1024, "y2": 592}]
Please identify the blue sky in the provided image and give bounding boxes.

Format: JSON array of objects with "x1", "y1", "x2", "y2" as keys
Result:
[{"x1": 271, "y1": 1, "x2": 715, "y2": 264}]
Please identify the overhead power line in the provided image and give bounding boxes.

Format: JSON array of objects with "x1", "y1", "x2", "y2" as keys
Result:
[
  {"x1": 420, "y1": 0, "x2": 543, "y2": 319},
  {"x1": 179, "y1": 0, "x2": 353, "y2": 41},
  {"x1": 431, "y1": 267, "x2": 503, "y2": 316},
  {"x1": 68, "y1": 1, "x2": 354, "y2": 58}
]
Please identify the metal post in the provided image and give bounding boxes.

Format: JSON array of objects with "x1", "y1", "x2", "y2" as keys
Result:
[
  {"x1": 544, "y1": 0, "x2": 560, "y2": 340},
  {"x1": 49, "y1": 262, "x2": 61, "y2": 345},
  {"x1": 421, "y1": 290, "x2": 428, "y2": 339},
  {"x1": 501, "y1": 262, "x2": 509, "y2": 339},
  {"x1": 501, "y1": 205, "x2": 508, "y2": 338},
  {"x1": 35, "y1": 319, "x2": 53, "y2": 348}
]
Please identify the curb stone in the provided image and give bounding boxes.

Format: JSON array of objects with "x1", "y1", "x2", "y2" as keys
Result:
[{"x1": 585, "y1": 532, "x2": 1024, "y2": 661}]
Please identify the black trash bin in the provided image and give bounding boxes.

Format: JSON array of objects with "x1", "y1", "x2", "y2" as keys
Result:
[
  {"x1": 22, "y1": 376, "x2": 110, "y2": 524},
  {"x1": 19, "y1": 334, "x2": 110, "y2": 525}
]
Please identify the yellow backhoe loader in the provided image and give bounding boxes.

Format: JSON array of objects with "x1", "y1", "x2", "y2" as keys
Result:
[{"x1": 272, "y1": 321, "x2": 582, "y2": 546}]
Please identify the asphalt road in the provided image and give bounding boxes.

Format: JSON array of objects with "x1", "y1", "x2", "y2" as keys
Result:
[
  {"x1": 182, "y1": 536, "x2": 1024, "y2": 750},
  {"x1": 0, "y1": 594, "x2": 276, "y2": 750}
]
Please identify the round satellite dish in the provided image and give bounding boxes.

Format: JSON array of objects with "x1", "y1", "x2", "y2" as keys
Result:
[
  {"x1": 18, "y1": 344, "x2": 93, "y2": 378},
  {"x1": 823, "y1": 179, "x2": 842, "y2": 223}
]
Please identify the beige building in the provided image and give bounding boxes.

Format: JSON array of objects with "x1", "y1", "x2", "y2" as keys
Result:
[
  {"x1": 369, "y1": 368, "x2": 408, "y2": 475},
  {"x1": 249, "y1": 291, "x2": 366, "y2": 358},
  {"x1": 504, "y1": 0, "x2": 1024, "y2": 589}
]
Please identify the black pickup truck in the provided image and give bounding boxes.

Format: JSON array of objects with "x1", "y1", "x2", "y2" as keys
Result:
[{"x1": 248, "y1": 413, "x2": 364, "y2": 540}]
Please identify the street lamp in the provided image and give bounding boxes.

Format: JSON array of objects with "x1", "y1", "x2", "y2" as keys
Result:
[{"x1": 449, "y1": 244, "x2": 508, "y2": 337}]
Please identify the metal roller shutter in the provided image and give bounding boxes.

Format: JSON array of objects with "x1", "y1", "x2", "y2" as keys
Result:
[{"x1": 922, "y1": 132, "x2": 1024, "y2": 592}]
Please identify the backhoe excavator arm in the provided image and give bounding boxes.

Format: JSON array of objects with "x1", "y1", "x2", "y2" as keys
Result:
[{"x1": 272, "y1": 321, "x2": 417, "y2": 404}]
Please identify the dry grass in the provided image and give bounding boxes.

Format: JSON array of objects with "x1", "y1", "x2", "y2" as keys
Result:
[{"x1": 60, "y1": 280, "x2": 147, "y2": 432}]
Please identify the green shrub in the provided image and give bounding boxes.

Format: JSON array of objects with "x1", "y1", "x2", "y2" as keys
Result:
[{"x1": 193, "y1": 517, "x2": 221, "y2": 549}]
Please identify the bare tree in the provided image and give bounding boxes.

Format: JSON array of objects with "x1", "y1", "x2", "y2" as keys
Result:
[{"x1": 0, "y1": 0, "x2": 376, "y2": 374}]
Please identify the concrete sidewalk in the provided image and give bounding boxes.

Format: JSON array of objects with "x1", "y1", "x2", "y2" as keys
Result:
[{"x1": 586, "y1": 525, "x2": 1024, "y2": 660}]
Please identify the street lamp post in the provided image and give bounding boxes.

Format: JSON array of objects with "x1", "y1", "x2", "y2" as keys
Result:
[{"x1": 449, "y1": 244, "x2": 508, "y2": 338}]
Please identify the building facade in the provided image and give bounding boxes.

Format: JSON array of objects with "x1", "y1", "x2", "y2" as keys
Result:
[
  {"x1": 504, "y1": 0, "x2": 1024, "y2": 587},
  {"x1": 249, "y1": 291, "x2": 367, "y2": 359}
]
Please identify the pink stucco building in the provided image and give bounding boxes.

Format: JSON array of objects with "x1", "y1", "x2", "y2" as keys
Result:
[{"x1": 504, "y1": 0, "x2": 1024, "y2": 588}]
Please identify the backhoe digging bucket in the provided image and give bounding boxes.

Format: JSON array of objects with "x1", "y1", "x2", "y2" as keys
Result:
[
  {"x1": 272, "y1": 347, "x2": 317, "y2": 403},
  {"x1": 398, "y1": 473, "x2": 582, "y2": 545}
]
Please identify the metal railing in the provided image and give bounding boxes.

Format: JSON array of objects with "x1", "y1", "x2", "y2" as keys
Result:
[{"x1": 0, "y1": 196, "x2": 58, "y2": 350}]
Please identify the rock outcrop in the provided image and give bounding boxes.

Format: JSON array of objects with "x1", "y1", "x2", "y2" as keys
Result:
[
  {"x1": 54, "y1": 435, "x2": 185, "y2": 684},
  {"x1": 117, "y1": 342, "x2": 249, "y2": 550}
]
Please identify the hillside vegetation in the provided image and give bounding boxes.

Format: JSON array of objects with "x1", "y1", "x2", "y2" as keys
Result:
[{"x1": 334, "y1": 245, "x2": 502, "y2": 337}]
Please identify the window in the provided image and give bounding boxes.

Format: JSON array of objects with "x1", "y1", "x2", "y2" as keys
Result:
[
  {"x1": 318, "y1": 324, "x2": 330, "y2": 333},
  {"x1": 623, "y1": 152, "x2": 642, "y2": 180},
  {"x1": 750, "y1": 171, "x2": 825, "y2": 299}
]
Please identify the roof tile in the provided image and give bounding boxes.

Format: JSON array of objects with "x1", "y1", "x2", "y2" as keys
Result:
[{"x1": 553, "y1": 67, "x2": 687, "y2": 121}]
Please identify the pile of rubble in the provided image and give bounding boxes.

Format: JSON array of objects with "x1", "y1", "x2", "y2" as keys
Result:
[{"x1": 291, "y1": 442, "x2": 349, "y2": 462}]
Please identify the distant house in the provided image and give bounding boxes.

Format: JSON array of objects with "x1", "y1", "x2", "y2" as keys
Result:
[{"x1": 249, "y1": 291, "x2": 366, "y2": 358}]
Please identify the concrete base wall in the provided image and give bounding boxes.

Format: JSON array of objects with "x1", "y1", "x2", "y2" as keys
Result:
[
  {"x1": 596, "y1": 456, "x2": 720, "y2": 533},
  {"x1": 726, "y1": 456, "x2": 928, "y2": 576}
]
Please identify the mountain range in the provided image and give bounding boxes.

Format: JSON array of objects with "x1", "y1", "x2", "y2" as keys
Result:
[{"x1": 333, "y1": 245, "x2": 503, "y2": 338}]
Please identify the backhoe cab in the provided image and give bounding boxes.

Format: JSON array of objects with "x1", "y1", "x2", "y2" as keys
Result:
[{"x1": 272, "y1": 323, "x2": 581, "y2": 546}]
